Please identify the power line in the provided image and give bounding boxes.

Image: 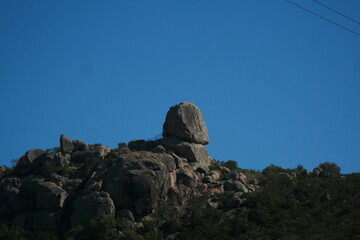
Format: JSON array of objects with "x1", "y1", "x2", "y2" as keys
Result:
[
  {"x1": 313, "y1": 0, "x2": 360, "y2": 25},
  {"x1": 285, "y1": 0, "x2": 360, "y2": 37}
]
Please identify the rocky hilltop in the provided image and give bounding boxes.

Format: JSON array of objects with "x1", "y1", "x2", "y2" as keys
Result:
[
  {"x1": 1, "y1": 102, "x2": 357, "y2": 240},
  {"x1": 0, "y1": 102, "x2": 259, "y2": 238}
]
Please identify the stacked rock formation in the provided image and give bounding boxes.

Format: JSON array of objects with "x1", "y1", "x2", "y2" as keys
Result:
[{"x1": 0, "y1": 102, "x2": 259, "y2": 238}]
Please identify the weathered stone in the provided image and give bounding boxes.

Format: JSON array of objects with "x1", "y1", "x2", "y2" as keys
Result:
[
  {"x1": 0, "y1": 178, "x2": 22, "y2": 215},
  {"x1": 153, "y1": 145, "x2": 166, "y2": 154},
  {"x1": 176, "y1": 168, "x2": 198, "y2": 187},
  {"x1": 20, "y1": 180, "x2": 68, "y2": 209},
  {"x1": 29, "y1": 153, "x2": 55, "y2": 170},
  {"x1": 18, "y1": 149, "x2": 45, "y2": 167},
  {"x1": 52, "y1": 174, "x2": 81, "y2": 192},
  {"x1": 73, "y1": 140, "x2": 89, "y2": 152},
  {"x1": 54, "y1": 153, "x2": 70, "y2": 167},
  {"x1": 247, "y1": 176, "x2": 259, "y2": 185},
  {"x1": 227, "y1": 172, "x2": 247, "y2": 184},
  {"x1": 223, "y1": 180, "x2": 248, "y2": 193},
  {"x1": 208, "y1": 170, "x2": 221, "y2": 182},
  {"x1": 160, "y1": 137, "x2": 211, "y2": 165},
  {"x1": 130, "y1": 170, "x2": 159, "y2": 215},
  {"x1": 101, "y1": 152, "x2": 169, "y2": 217},
  {"x1": 163, "y1": 102, "x2": 210, "y2": 145},
  {"x1": 60, "y1": 134, "x2": 73, "y2": 153},
  {"x1": 157, "y1": 154, "x2": 177, "y2": 172},
  {"x1": 128, "y1": 139, "x2": 155, "y2": 151},
  {"x1": 171, "y1": 153, "x2": 188, "y2": 169},
  {"x1": 190, "y1": 162, "x2": 209, "y2": 174},
  {"x1": 71, "y1": 191, "x2": 115, "y2": 227},
  {"x1": 71, "y1": 149, "x2": 104, "y2": 164},
  {"x1": 220, "y1": 166, "x2": 231, "y2": 174}
]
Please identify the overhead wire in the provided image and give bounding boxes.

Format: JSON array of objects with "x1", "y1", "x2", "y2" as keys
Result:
[
  {"x1": 285, "y1": 0, "x2": 360, "y2": 37},
  {"x1": 313, "y1": 0, "x2": 360, "y2": 25}
]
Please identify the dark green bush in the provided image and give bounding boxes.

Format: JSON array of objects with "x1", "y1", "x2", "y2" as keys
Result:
[
  {"x1": 318, "y1": 162, "x2": 341, "y2": 177},
  {"x1": 65, "y1": 217, "x2": 119, "y2": 240},
  {"x1": 220, "y1": 160, "x2": 238, "y2": 171},
  {"x1": 118, "y1": 142, "x2": 127, "y2": 148},
  {"x1": 0, "y1": 224, "x2": 27, "y2": 240}
]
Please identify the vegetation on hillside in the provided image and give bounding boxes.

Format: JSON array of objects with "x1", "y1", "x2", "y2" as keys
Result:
[{"x1": 2, "y1": 160, "x2": 359, "y2": 240}]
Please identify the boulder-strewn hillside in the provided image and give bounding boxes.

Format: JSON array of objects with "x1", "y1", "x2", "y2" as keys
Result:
[{"x1": 0, "y1": 102, "x2": 359, "y2": 240}]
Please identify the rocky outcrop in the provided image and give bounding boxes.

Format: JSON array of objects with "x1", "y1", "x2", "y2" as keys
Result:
[
  {"x1": 20, "y1": 180, "x2": 68, "y2": 209},
  {"x1": 98, "y1": 151, "x2": 177, "y2": 217},
  {"x1": 163, "y1": 102, "x2": 210, "y2": 145},
  {"x1": 60, "y1": 134, "x2": 73, "y2": 153},
  {"x1": 0, "y1": 102, "x2": 259, "y2": 238},
  {"x1": 159, "y1": 137, "x2": 210, "y2": 164},
  {"x1": 71, "y1": 191, "x2": 115, "y2": 227},
  {"x1": 60, "y1": 135, "x2": 89, "y2": 153},
  {"x1": 18, "y1": 149, "x2": 45, "y2": 167}
]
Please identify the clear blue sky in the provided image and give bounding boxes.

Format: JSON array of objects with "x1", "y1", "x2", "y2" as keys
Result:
[{"x1": 1, "y1": 0, "x2": 359, "y2": 173}]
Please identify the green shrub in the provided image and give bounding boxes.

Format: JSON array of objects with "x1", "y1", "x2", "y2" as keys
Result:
[
  {"x1": 65, "y1": 217, "x2": 119, "y2": 240},
  {"x1": 124, "y1": 230, "x2": 145, "y2": 240},
  {"x1": 118, "y1": 142, "x2": 127, "y2": 148},
  {"x1": 37, "y1": 232, "x2": 59, "y2": 240},
  {"x1": 0, "y1": 224, "x2": 27, "y2": 240},
  {"x1": 220, "y1": 160, "x2": 238, "y2": 171},
  {"x1": 318, "y1": 162, "x2": 341, "y2": 177}
]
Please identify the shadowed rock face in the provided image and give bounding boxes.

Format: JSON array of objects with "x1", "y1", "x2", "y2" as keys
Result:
[{"x1": 163, "y1": 102, "x2": 210, "y2": 145}]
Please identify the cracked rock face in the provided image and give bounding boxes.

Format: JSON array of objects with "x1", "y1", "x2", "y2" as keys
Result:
[{"x1": 163, "y1": 102, "x2": 210, "y2": 145}]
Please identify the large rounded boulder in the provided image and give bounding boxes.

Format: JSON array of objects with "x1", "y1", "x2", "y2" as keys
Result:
[{"x1": 163, "y1": 102, "x2": 210, "y2": 145}]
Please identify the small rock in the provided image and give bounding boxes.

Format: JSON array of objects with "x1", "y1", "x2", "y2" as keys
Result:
[
  {"x1": 223, "y1": 180, "x2": 248, "y2": 193},
  {"x1": 153, "y1": 145, "x2": 166, "y2": 154},
  {"x1": 220, "y1": 166, "x2": 231, "y2": 174}
]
